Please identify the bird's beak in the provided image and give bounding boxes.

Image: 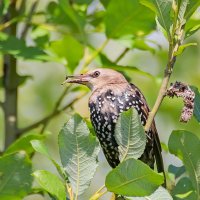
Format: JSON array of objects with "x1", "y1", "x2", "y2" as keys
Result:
[{"x1": 61, "y1": 74, "x2": 91, "y2": 85}]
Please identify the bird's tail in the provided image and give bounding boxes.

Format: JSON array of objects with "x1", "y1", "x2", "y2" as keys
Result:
[{"x1": 153, "y1": 122, "x2": 166, "y2": 187}]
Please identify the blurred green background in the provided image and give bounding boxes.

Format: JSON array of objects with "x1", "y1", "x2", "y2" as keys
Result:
[{"x1": 0, "y1": 0, "x2": 200, "y2": 199}]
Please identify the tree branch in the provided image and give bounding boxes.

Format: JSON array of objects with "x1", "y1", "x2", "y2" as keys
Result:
[
  {"x1": 3, "y1": 2, "x2": 19, "y2": 148},
  {"x1": 16, "y1": 93, "x2": 86, "y2": 136},
  {"x1": 144, "y1": 70, "x2": 172, "y2": 132},
  {"x1": 144, "y1": 16, "x2": 184, "y2": 132},
  {"x1": 20, "y1": 0, "x2": 39, "y2": 39}
]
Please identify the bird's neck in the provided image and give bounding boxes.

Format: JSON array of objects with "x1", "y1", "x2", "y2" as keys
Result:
[
  {"x1": 90, "y1": 82, "x2": 130, "y2": 103},
  {"x1": 92, "y1": 81, "x2": 127, "y2": 91}
]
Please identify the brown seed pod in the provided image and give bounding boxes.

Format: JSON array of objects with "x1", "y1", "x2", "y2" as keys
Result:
[{"x1": 166, "y1": 81, "x2": 195, "y2": 123}]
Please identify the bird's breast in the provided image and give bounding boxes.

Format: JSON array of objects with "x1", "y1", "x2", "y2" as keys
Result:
[
  {"x1": 89, "y1": 88, "x2": 148, "y2": 128},
  {"x1": 88, "y1": 87, "x2": 149, "y2": 167}
]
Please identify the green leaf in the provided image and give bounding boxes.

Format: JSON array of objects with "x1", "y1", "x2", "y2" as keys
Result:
[
  {"x1": 33, "y1": 170, "x2": 66, "y2": 200},
  {"x1": 134, "y1": 186, "x2": 173, "y2": 199},
  {"x1": 30, "y1": 140, "x2": 50, "y2": 158},
  {"x1": 31, "y1": 26, "x2": 50, "y2": 48},
  {"x1": 0, "y1": 152, "x2": 33, "y2": 200},
  {"x1": 58, "y1": 114, "x2": 100, "y2": 196},
  {"x1": 185, "y1": 19, "x2": 200, "y2": 38},
  {"x1": 132, "y1": 39, "x2": 156, "y2": 53},
  {"x1": 99, "y1": 53, "x2": 155, "y2": 79},
  {"x1": 30, "y1": 140, "x2": 68, "y2": 180},
  {"x1": 168, "y1": 164, "x2": 185, "y2": 179},
  {"x1": 168, "y1": 130, "x2": 200, "y2": 197},
  {"x1": 177, "y1": 0, "x2": 189, "y2": 22},
  {"x1": 140, "y1": 0, "x2": 173, "y2": 38},
  {"x1": 105, "y1": 0, "x2": 155, "y2": 38},
  {"x1": 115, "y1": 108, "x2": 146, "y2": 161},
  {"x1": 100, "y1": 0, "x2": 111, "y2": 7},
  {"x1": 105, "y1": 158, "x2": 164, "y2": 196},
  {"x1": 172, "y1": 177, "x2": 197, "y2": 200},
  {"x1": 191, "y1": 86, "x2": 200, "y2": 123},
  {"x1": 161, "y1": 142, "x2": 169, "y2": 152},
  {"x1": 184, "y1": 0, "x2": 200, "y2": 20},
  {"x1": 175, "y1": 43, "x2": 197, "y2": 56},
  {"x1": 0, "y1": 0, "x2": 10, "y2": 15},
  {"x1": 74, "y1": 0, "x2": 93, "y2": 4},
  {"x1": 0, "y1": 32, "x2": 48, "y2": 61},
  {"x1": 58, "y1": 0, "x2": 85, "y2": 34},
  {"x1": 46, "y1": 1, "x2": 84, "y2": 36},
  {"x1": 47, "y1": 35, "x2": 84, "y2": 72},
  {"x1": 5, "y1": 133, "x2": 46, "y2": 155}
]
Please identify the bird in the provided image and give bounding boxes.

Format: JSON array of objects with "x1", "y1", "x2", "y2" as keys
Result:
[{"x1": 63, "y1": 68, "x2": 164, "y2": 174}]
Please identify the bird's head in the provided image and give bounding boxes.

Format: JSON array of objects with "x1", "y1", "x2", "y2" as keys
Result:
[{"x1": 62, "y1": 68, "x2": 128, "y2": 91}]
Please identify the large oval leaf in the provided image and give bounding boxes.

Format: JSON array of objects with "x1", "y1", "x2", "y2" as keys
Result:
[
  {"x1": 115, "y1": 108, "x2": 146, "y2": 161},
  {"x1": 5, "y1": 133, "x2": 45, "y2": 155},
  {"x1": 31, "y1": 140, "x2": 67, "y2": 180},
  {"x1": 105, "y1": 0, "x2": 155, "y2": 38},
  {"x1": 168, "y1": 130, "x2": 200, "y2": 198},
  {"x1": 58, "y1": 114, "x2": 100, "y2": 196},
  {"x1": 47, "y1": 35, "x2": 84, "y2": 72},
  {"x1": 140, "y1": 0, "x2": 172, "y2": 38},
  {"x1": 134, "y1": 186, "x2": 173, "y2": 200},
  {"x1": 172, "y1": 177, "x2": 197, "y2": 200},
  {"x1": 33, "y1": 170, "x2": 66, "y2": 200},
  {"x1": 105, "y1": 158, "x2": 164, "y2": 196},
  {"x1": 184, "y1": 0, "x2": 200, "y2": 20},
  {"x1": 0, "y1": 152, "x2": 33, "y2": 200}
]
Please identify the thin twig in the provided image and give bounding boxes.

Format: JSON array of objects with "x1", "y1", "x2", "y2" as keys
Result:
[
  {"x1": 16, "y1": 93, "x2": 86, "y2": 136},
  {"x1": 115, "y1": 47, "x2": 129, "y2": 63},
  {"x1": 39, "y1": 86, "x2": 71, "y2": 134},
  {"x1": 0, "y1": 16, "x2": 23, "y2": 31},
  {"x1": 82, "y1": 39, "x2": 109, "y2": 69},
  {"x1": 89, "y1": 187, "x2": 107, "y2": 200},
  {"x1": 20, "y1": 0, "x2": 39, "y2": 39},
  {"x1": 144, "y1": 70, "x2": 172, "y2": 132}
]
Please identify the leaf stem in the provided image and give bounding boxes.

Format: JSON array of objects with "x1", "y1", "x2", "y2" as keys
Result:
[
  {"x1": 89, "y1": 185, "x2": 107, "y2": 200},
  {"x1": 82, "y1": 38, "x2": 109, "y2": 69},
  {"x1": 95, "y1": 184, "x2": 106, "y2": 194},
  {"x1": 66, "y1": 183, "x2": 74, "y2": 200},
  {"x1": 115, "y1": 47, "x2": 129, "y2": 63}
]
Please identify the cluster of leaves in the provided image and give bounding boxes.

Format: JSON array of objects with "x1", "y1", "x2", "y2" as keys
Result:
[
  {"x1": 2, "y1": 101, "x2": 200, "y2": 199},
  {"x1": 0, "y1": 0, "x2": 200, "y2": 200}
]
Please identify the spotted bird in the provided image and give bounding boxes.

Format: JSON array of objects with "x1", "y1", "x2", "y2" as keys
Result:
[{"x1": 64, "y1": 68, "x2": 164, "y2": 174}]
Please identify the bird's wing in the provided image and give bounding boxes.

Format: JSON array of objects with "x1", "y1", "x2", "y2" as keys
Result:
[{"x1": 129, "y1": 83, "x2": 164, "y2": 174}]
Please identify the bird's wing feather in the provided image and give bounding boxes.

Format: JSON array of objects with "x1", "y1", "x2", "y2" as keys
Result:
[{"x1": 130, "y1": 83, "x2": 165, "y2": 175}]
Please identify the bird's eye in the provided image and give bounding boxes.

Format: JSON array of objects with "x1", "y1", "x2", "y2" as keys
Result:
[{"x1": 93, "y1": 71, "x2": 100, "y2": 77}]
